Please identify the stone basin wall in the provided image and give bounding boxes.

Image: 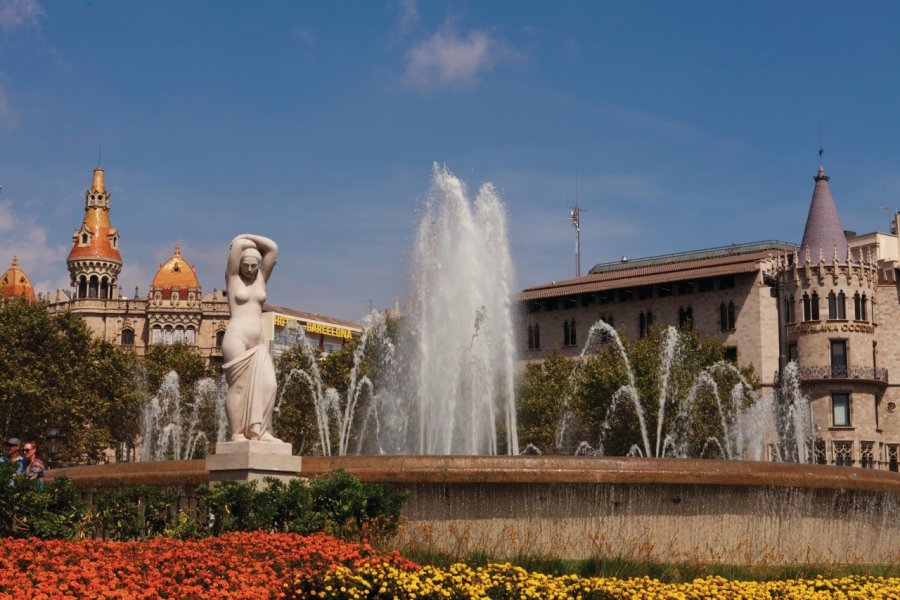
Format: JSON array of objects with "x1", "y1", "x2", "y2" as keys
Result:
[{"x1": 49, "y1": 456, "x2": 900, "y2": 564}]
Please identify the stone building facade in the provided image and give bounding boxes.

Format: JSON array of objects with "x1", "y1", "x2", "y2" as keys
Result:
[
  {"x1": 36, "y1": 165, "x2": 358, "y2": 366},
  {"x1": 520, "y1": 163, "x2": 900, "y2": 470}
]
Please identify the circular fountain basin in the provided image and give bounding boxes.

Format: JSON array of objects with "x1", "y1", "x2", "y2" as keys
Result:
[{"x1": 50, "y1": 456, "x2": 900, "y2": 564}]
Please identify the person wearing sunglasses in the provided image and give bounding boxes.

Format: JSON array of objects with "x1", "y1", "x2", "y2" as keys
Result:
[{"x1": 21, "y1": 442, "x2": 44, "y2": 483}]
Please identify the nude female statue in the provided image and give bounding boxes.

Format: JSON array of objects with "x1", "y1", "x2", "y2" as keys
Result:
[{"x1": 222, "y1": 234, "x2": 281, "y2": 442}]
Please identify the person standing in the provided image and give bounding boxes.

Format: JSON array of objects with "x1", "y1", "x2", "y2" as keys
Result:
[
  {"x1": 21, "y1": 441, "x2": 44, "y2": 483},
  {"x1": 0, "y1": 438, "x2": 24, "y2": 474}
]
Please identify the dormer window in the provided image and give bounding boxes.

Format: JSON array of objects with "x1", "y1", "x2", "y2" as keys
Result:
[{"x1": 81, "y1": 233, "x2": 89, "y2": 245}]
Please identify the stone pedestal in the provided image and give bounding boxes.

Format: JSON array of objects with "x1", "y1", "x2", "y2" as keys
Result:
[{"x1": 206, "y1": 440, "x2": 302, "y2": 484}]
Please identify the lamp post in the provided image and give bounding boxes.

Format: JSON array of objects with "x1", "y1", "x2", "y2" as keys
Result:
[{"x1": 45, "y1": 427, "x2": 59, "y2": 469}]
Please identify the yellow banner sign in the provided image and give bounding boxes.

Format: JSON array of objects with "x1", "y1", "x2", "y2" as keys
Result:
[{"x1": 306, "y1": 321, "x2": 354, "y2": 339}]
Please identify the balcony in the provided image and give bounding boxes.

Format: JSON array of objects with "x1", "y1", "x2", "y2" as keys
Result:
[{"x1": 796, "y1": 365, "x2": 889, "y2": 384}]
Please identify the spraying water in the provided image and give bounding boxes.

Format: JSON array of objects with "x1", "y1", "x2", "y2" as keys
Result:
[{"x1": 369, "y1": 164, "x2": 519, "y2": 455}]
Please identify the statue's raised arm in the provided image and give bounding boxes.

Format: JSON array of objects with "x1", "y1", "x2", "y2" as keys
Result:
[{"x1": 221, "y1": 233, "x2": 281, "y2": 443}]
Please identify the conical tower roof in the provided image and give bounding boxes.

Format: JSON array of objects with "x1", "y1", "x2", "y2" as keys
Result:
[
  {"x1": 67, "y1": 166, "x2": 122, "y2": 263},
  {"x1": 0, "y1": 257, "x2": 36, "y2": 302},
  {"x1": 152, "y1": 243, "x2": 200, "y2": 299},
  {"x1": 799, "y1": 164, "x2": 848, "y2": 263}
]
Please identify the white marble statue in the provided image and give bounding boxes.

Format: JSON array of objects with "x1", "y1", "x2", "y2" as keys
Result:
[{"x1": 222, "y1": 234, "x2": 281, "y2": 442}]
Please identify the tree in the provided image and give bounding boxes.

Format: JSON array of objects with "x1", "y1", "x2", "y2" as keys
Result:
[
  {"x1": 0, "y1": 298, "x2": 141, "y2": 463},
  {"x1": 516, "y1": 325, "x2": 758, "y2": 457}
]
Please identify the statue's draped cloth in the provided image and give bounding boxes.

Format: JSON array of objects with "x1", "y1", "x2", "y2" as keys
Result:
[{"x1": 223, "y1": 344, "x2": 276, "y2": 434}]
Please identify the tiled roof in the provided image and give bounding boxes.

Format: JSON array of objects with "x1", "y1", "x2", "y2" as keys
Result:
[
  {"x1": 152, "y1": 244, "x2": 200, "y2": 298},
  {"x1": 520, "y1": 241, "x2": 796, "y2": 302},
  {"x1": 800, "y1": 165, "x2": 848, "y2": 263},
  {"x1": 66, "y1": 167, "x2": 122, "y2": 264},
  {"x1": 0, "y1": 257, "x2": 35, "y2": 302}
]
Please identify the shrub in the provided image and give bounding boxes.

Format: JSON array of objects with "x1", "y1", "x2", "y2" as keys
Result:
[
  {"x1": 0, "y1": 462, "x2": 86, "y2": 539},
  {"x1": 90, "y1": 485, "x2": 176, "y2": 541}
]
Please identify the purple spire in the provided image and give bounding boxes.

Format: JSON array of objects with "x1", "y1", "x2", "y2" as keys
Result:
[{"x1": 799, "y1": 165, "x2": 848, "y2": 264}]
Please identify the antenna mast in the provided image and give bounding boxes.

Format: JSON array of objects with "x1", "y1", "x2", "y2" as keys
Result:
[{"x1": 570, "y1": 175, "x2": 585, "y2": 277}]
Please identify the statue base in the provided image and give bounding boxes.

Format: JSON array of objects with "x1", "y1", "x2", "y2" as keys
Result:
[{"x1": 206, "y1": 440, "x2": 302, "y2": 485}]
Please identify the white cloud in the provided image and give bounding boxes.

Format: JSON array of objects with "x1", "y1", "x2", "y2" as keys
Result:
[
  {"x1": 0, "y1": 199, "x2": 69, "y2": 293},
  {"x1": 291, "y1": 25, "x2": 315, "y2": 56},
  {"x1": 0, "y1": 0, "x2": 44, "y2": 32},
  {"x1": 404, "y1": 25, "x2": 520, "y2": 91},
  {"x1": 397, "y1": 0, "x2": 419, "y2": 33}
]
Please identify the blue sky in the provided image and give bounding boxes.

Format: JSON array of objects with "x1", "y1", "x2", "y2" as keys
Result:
[{"x1": 1, "y1": 1, "x2": 899, "y2": 320}]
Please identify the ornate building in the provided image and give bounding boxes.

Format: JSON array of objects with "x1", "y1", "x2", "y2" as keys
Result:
[
  {"x1": 0, "y1": 257, "x2": 36, "y2": 302},
  {"x1": 44, "y1": 165, "x2": 357, "y2": 365},
  {"x1": 520, "y1": 161, "x2": 900, "y2": 470}
]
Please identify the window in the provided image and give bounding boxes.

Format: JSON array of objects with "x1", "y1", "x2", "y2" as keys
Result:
[
  {"x1": 828, "y1": 292, "x2": 837, "y2": 319},
  {"x1": 861, "y1": 294, "x2": 868, "y2": 321},
  {"x1": 598, "y1": 292, "x2": 613, "y2": 304},
  {"x1": 598, "y1": 315, "x2": 614, "y2": 344},
  {"x1": 657, "y1": 284, "x2": 672, "y2": 297},
  {"x1": 718, "y1": 275, "x2": 735, "y2": 290},
  {"x1": 563, "y1": 297, "x2": 578, "y2": 309},
  {"x1": 720, "y1": 301, "x2": 736, "y2": 330},
  {"x1": 811, "y1": 292, "x2": 820, "y2": 320},
  {"x1": 215, "y1": 330, "x2": 225, "y2": 348},
  {"x1": 785, "y1": 295, "x2": 796, "y2": 324},
  {"x1": 638, "y1": 286, "x2": 653, "y2": 300},
  {"x1": 814, "y1": 438, "x2": 826, "y2": 465},
  {"x1": 803, "y1": 293, "x2": 811, "y2": 321},
  {"x1": 527, "y1": 301, "x2": 541, "y2": 313},
  {"x1": 854, "y1": 292, "x2": 862, "y2": 320},
  {"x1": 185, "y1": 326, "x2": 196, "y2": 345},
  {"x1": 81, "y1": 233, "x2": 88, "y2": 245},
  {"x1": 677, "y1": 281, "x2": 693, "y2": 295},
  {"x1": 527, "y1": 325, "x2": 535, "y2": 350},
  {"x1": 678, "y1": 306, "x2": 693, "y2": 329},
  {"x1": 151, "y1": 326, "x2": 162, "y2": 345},
  {"x1": 860, "y1": 441, "x2": 874, "y2": 469},
  {"x1": 639, "y1": 312, "x2": 646, "y2": 338},
  {"x1": 837, "y1": 291, "x2": 846, "y2": 319},
  {"x1": 534, "y1": 324, "x2": 540, "y2": 349},
  {"x1": 833, "y1": 441, "x2": 853, "y2": 467},
  {"x1": 888, "y1": 444, "x2": 899, "y2": 472},
  {"x1": 724, "y1": 346, "x2": 738, "y2": 362},
  {"x1": 543, "y1": 298, "x2": 559, "y2": 311},
  {"x1": 832, "y1": 393, "x2": 851, "y2": 427},
  {"x1": 120, "y1": 329, "x2": 134, "y2": 346},
  {"x1": 788, "y1": 343, "x2": 798, "y2": 362},
  {"x1": 563, "y1": 319, "x2": 577, "y2": 347},
  {"x1": 580, "y1": 294, "x2": 595, "y2": 307},
  {"x1": 619, "y1": 289, "x2": 634, "y2": 302},
  {"x1": 698, "y1": 279, "x2": 714, "y2": 292},
  {"x1": 830, "y1": 340, "x2": 847, "y2": 376}
]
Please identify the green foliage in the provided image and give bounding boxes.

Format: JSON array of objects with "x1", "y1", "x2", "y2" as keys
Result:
[
  {"x1": 91, "y1": 485, "x2": 176, "y2": 541},
  {"x1": 198, "y1": 470, "x2": 407, "y2": 543},
  {"x1": 0, "y1": 298, "x2": 142, "y2": 462},
  {"x1": 309, "y1": 469, "x2": 407, "y2": 541},
  {"x1": 517, "y1": 325, "x2": 758, "y2": 456},
  {"x1": 0, "y1": 462, "x2": 87, "y2": 539}
]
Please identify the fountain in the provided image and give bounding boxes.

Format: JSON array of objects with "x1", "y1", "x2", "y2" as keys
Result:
[
  {"x1": 49, "y1": 165, "x2": 900, "y2": 565},
  {"x1": 139, "y1": 371, "x2": 225, "y2": 461}
]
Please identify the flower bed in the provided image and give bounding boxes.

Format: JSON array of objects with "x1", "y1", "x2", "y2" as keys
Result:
[
  {"x1": 3, "y1": 532, "x2": 898, "y2": 599},
  {"x1": 0, "y1": 532, "x2": 413, "y2": 600}
]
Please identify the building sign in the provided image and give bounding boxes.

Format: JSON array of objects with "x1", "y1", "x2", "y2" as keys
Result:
[
  {"x1": 789, "y1": 322, "x2": 876, "y2": 336},
  {"x1": 306, "y1": 321, "x2": 354, "y2": 339},
  {"x1": 273, "y1": 314, "x2": 355, "y2": 339}
]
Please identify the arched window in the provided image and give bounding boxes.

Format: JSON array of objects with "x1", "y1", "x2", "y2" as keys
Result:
[
  {"x1": 534, "y1": 324, "x2": 541, "y2": 349},
  {"x1": 78, "y1": 275, "x2": 87, "y2": 299},
  {"x1": 811, "y1": 292, "x2": 820, "y2": 320},
  {"x1": 527, "y1": 325, "x2": 534, "y2": 350},
  {"x1": 185, "y1": 326, "x2": 196, "y2": 345},
  {"x1": 120, "y1": 329, "x2": 134, "y2": 346},
  {"x1": 100, "y1": 277, "x2": 110, "y2": 300},
  {"x1": 837, "y1": 290, "x2": 846, "y2": 319},
  {"x1": 215, "y1": 330, "x2": 225, "y2": 348},
  {"x1": 862, "y1": 294, "x2": 868, "y2": 321},
  {"x1": 174, "y1": 325, "x2": 185, "y2": 343},
  {"x1": 828, "y1": 292, "x2": 837, "y2": 319},
  {"x1": 639, "y1": 312, "x2": 647, "y2": 338},
  {"x1": 163, "y1": 326, "x2": 174, "y2": 344},
  {"x1": 88, "y1": 275, "x2": 99, "y2": 299},
  {"x1": 563, "y1": 320, "x2": 571, "y2": 346},
  {"x1": 647, "y1": 311, "x2": 654, "y2": 328},
  {"x1": 570, "y1": 319, "x2": 576, "y2": 346},
  {"x1": 81, "y1": 233, "x2": 88, "y2": 245},
  {"x1": 678, "y1": 306, "x2": 693, "y2": 329},
  {"x1": 854, "y1": 292, "x2": 862, "y2": 320},
  {"x1": 785, "y1": 295, "x2": 796, "y2": 324},
  {"x1": 151, "y1": 325, "x2": 162, "y2": 345},
  {"x1": 802, "y1": 293, "x2": 811, "y2": 321}
]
